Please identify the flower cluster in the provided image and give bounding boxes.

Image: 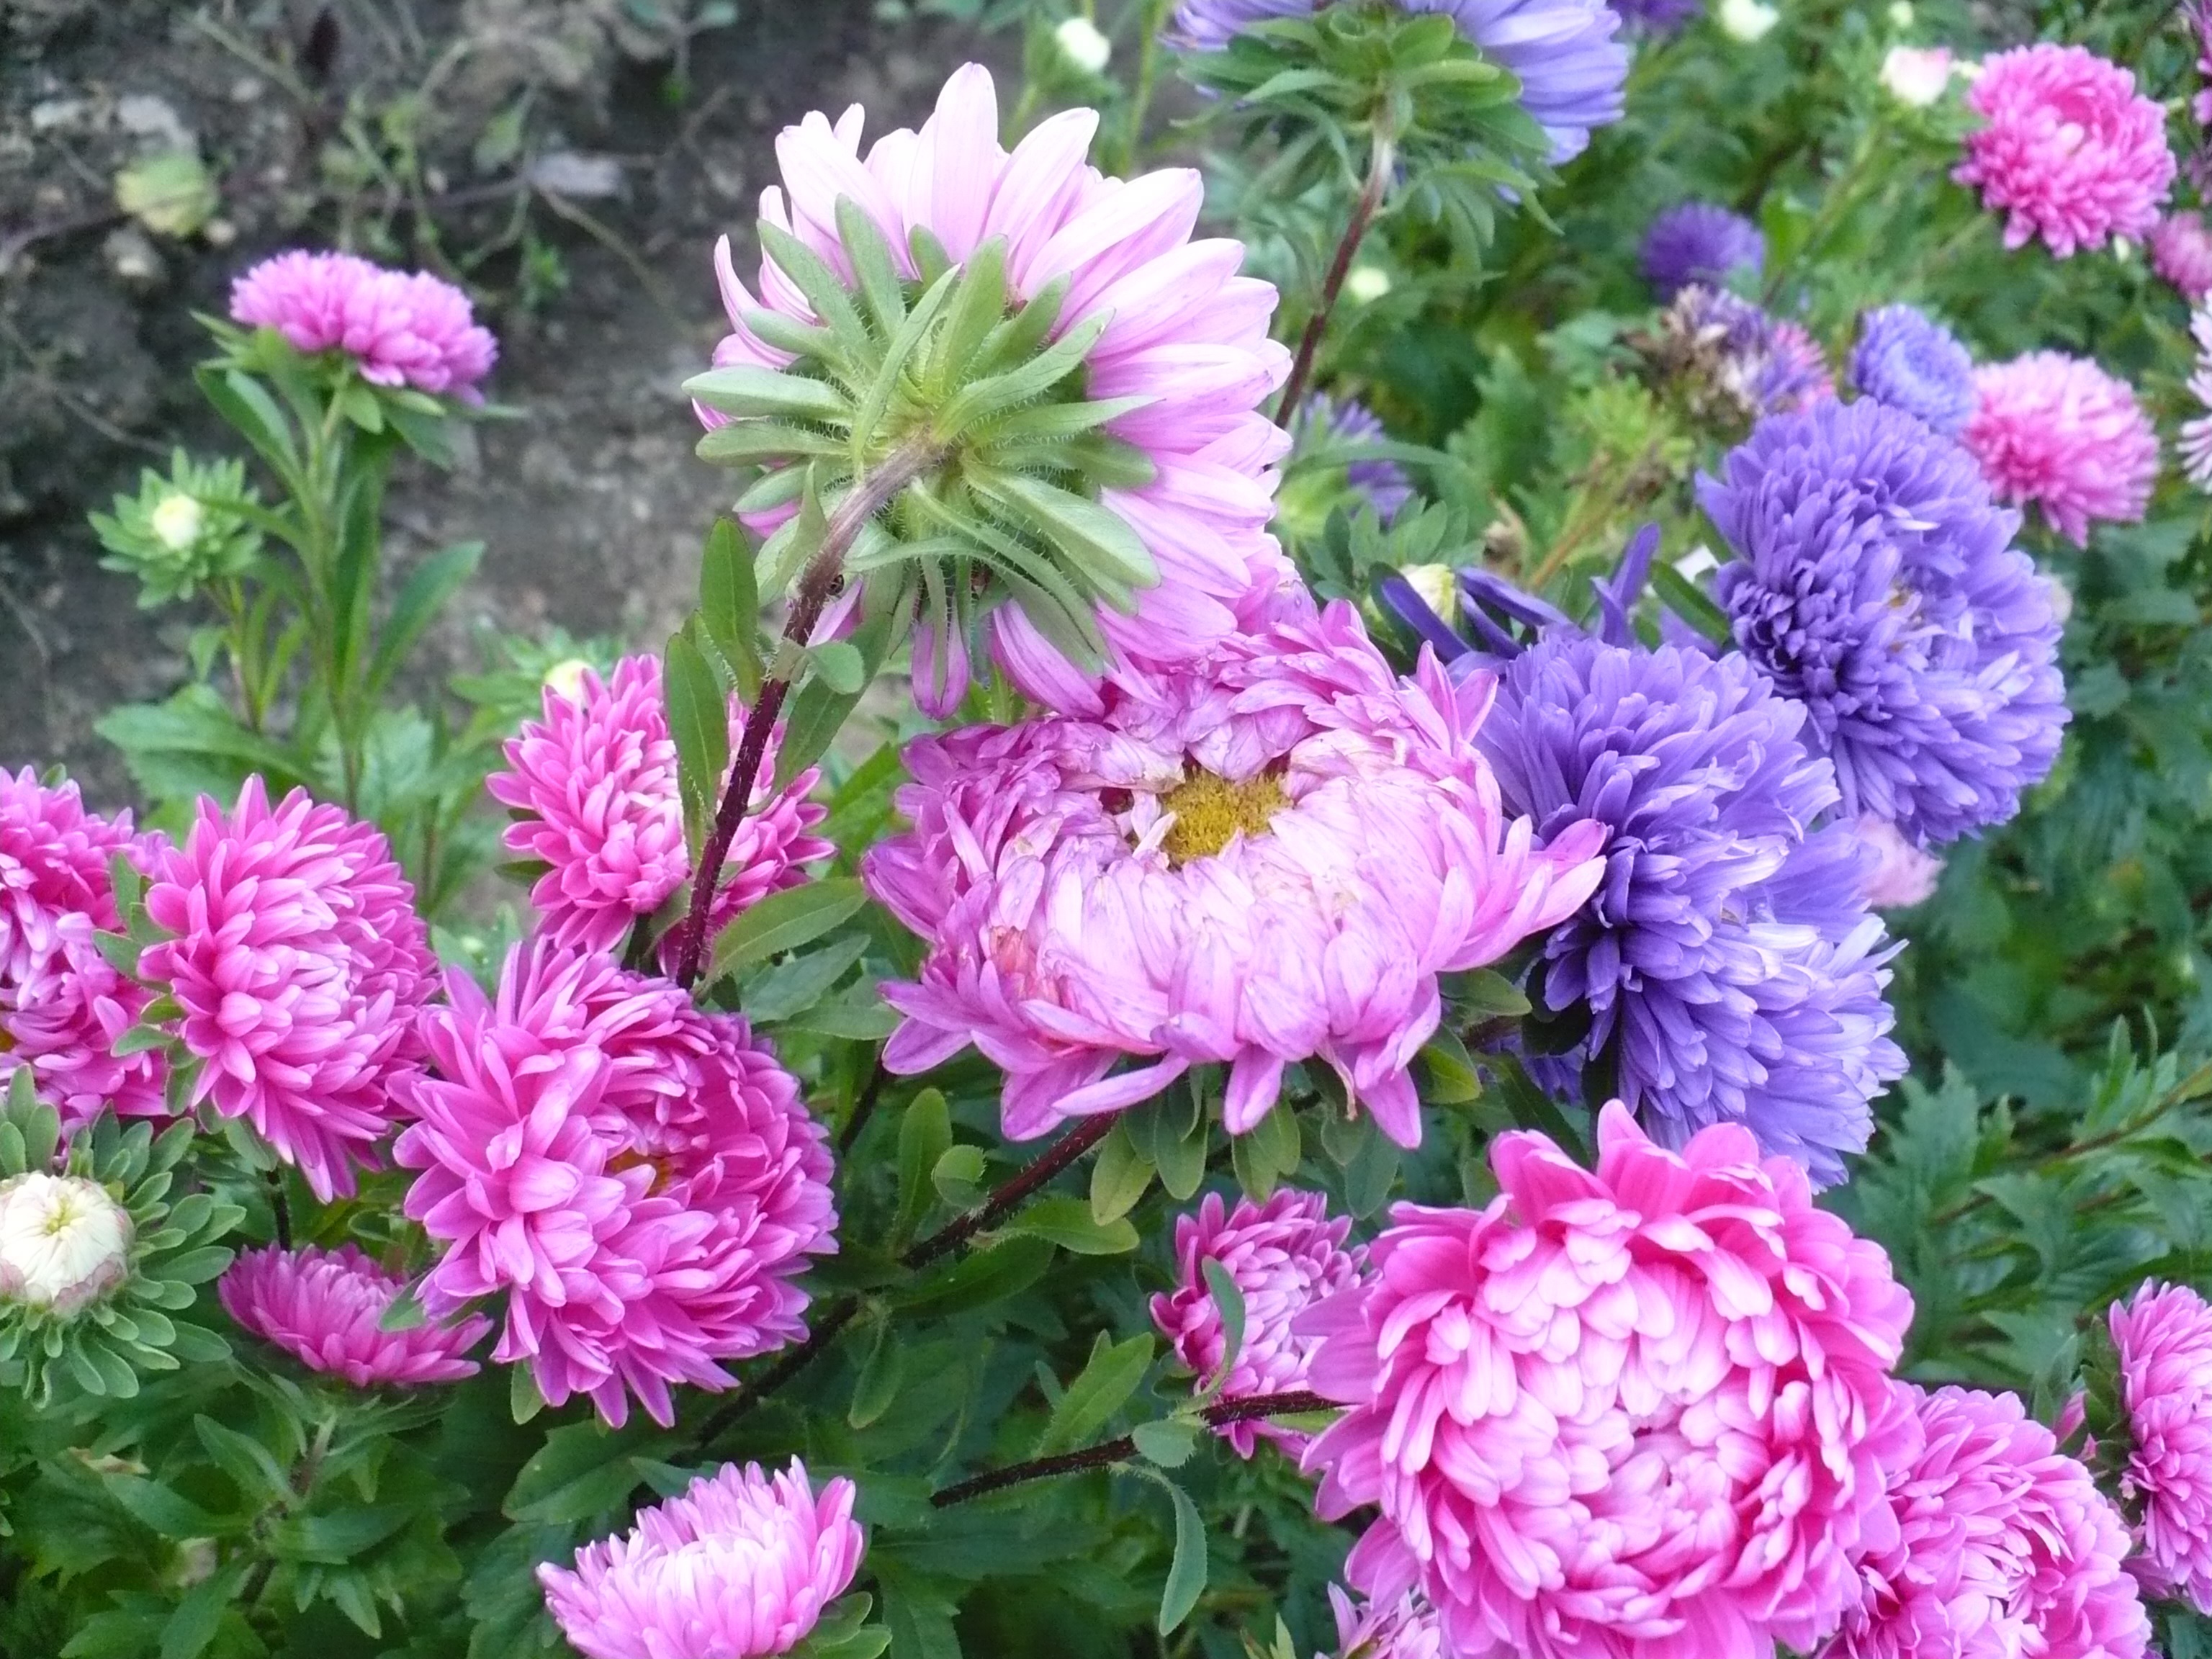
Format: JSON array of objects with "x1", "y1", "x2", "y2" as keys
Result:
[
  {"x1": 1962, "y1": 351, "x2": 2159, "y2": 545},
  {"x1": 220, "y1": 1244, "x2": 488, "y2": 1388},
  {"x1": 230, "y1": 250, "x2": 498, "y2": 397}
]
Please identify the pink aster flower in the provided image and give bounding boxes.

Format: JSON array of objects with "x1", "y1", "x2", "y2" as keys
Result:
[
  {"x1": 1854, "y1": 814, "x2": 1943, "y2": 910},
  {"x1": 2184, "y1": 304, "x2": 2212, "y2": 494},
  {"x1": 1298, "y1": 1102, "x2": 1918, "y2": 1659},
  {"x1": 2154, "y1": 212, "x2": 2212, "y2": 302},
  {"x1": 229, "y1": 250, "x2": 498, "y2": 398},
  {"x1": 394, "y1": 942, "x2": 837, "y2": 1427},
  {"x1": 862, "y1": 595, "x2": 1606, "y2": 1147},
  {"x1": 1954, "y1": 45, "x2": 2175, "y2": 258},
  {"x1": 135, "y1": 779, "x2": 435, "y2": 1201},
  {"x1": 1321, "y1": 1586, "x2": 1447, "y2": 1659},
  {"x1": 487, "y1": 655, "x2": 832, "y2": 956},
  {"x1": 540, "y1": 1459, "x2": 863, "y2": 1659},
  {"x1": 703, "y1": 62, "x2": 1292, "y2": 717},
  {"x1": 2110, "y1": 1280, "x2": 2212, "y2": 1612},
  {"x1": 1149, "y1": 1188, "x2": 1364, "y2": 1457},
  {"x1": 219, "y1": 1244, "x2": 489, "y2": 1388},
  {"x1": 1962, "y1": 352, "x2": 2159, "y2": 545},
  {"x1": 0, "y1": 767, "x2": 132, "y2": 987},
  {"x1": 1832, "y1": 1382, "x2": 2151, "y2": 1659}
]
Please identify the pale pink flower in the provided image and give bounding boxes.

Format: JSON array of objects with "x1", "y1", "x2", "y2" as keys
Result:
[
  {"x1": 219, "y1": 1244, "x2": 489, "y2": 1388},
  {"x1": 2110, "y1": 1280, "x2": 2212, "y2": 1613},
  {"x1": 703, "y1": 63, "x2": 1292, "y2": 716},
  {"x1": 0, "y1": 767, "x2": 132, "y2": 987},
  {"x1": 862, "y1": 595, "x2": 1606, "y2": 1147},
  {"x1": 1298, "y1": 1102, "x2": 1918, "y2": 1659},
  {"x1": 1953, "y1": 45, "x2": 2174, "y2": 258},
  {"x1": 137, "y1": 780, "x2": 435, "y2": 1200},
  {"x1": 1149, "y1": 1188, "x2": 1364, "y2": 1457},
  {"x1": 1321, "y1": 1586, "x2": 1447, "y2": 1659},
  {"x1": 1832, "y1": 1382, "x2": 2151, "y2": 1659},
  {"x1": 394, "y1": 943, "x2": 837, "y2": 1427},
  {"x1": 1879, "y1": 45, "x2": 1957, "y2": 109},
  {"x1": 539, "y1": 1459, "x2": 863, "y2": 1659},
  {"x1": 487, "y1": 655, "x2": 831, "y2": 957},
  {"x1": 1855, "y1": 814, "x2": 1943, "y2": 909},
  {"x1": 2183, "y1": 304, "x2": 2212, "y2": 493},
  {"x1": 230, "y1": 250, "x2": 497, "y2": 397},
  {"x1": 2152, "y1": 213, "x2": 2212, "y2": 302},
  {"x1": 1963, "y1": 353, "x2": 2159, "y2": 545}
]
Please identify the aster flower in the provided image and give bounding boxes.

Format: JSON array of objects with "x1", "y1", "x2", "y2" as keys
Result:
[
  {"x1": 1295, "y1": 393, "x2": 1413, "y2": 521},
  {"x1": 1702, "y1": 396, "x2": 2069, "y2": 845},
  {"x1": 2153, "y1": 212, "x2": 2212, "y2": 301},
  {"x1": 1640, "y1": 201, "x2": 1766, "y2": 300},
  {"x1": 1148, "y1": 1189, "x2": 1364, "y2": 1456},
  {"x1": 1655, "y1": 285, "x2": 1833, "y2": 427},
  {"x1": 1478, "y1": 633, "x2": 1905, "y2": 1184},
  {"x1": 1850, "y1": 304, "x2": 1976, "y2": 437},
  {"x1": 540, "y1": 1459, "x2": 863, "y2": 1659},
  {"x1": 695, "y1": 63, "x2": 1292, "y2": 719},
  {"x1": 862, "y1": 594, "x2": 1606, "y2": 1148},
  {"x1": 1954, "y1": 44, "x2": 2175, "y2": 258},
  {"x1": 229, "y1": 250, "x2": 497, "y2": 398},
  {"x1": 1299, "y1": 1102, "x2": 1918, "y2": 1659},
  {"x1": 1962, "y1": 351, "x2": 2159, "y2": 544},
  {"x1": 136, "y1": 780, "x2": 435, "y2": 1200},
  {"x1": 1321, "y1": 1587, "x2": 1447, "y2": 1659},
  {"x1": 1879, "y1": 44, "x2": 1958, "y2": 108},
  {"x1": 1833, "y1": 1382, "x2": 2151, "y2": 1659},
  {"x1": 1853, "y1": 814, "x2": 1943, "y2": 909},
  {"x1": 0, "y1": 768, "x2": 133, "y2": 989},
  {"x1": 1169, "y1": 0, "x2": 1629, "y2": 162},
  {"x1": 0, "y1": 1172, "x2": 132, "y2": 1316},
  {"x1": 2185, "y1": 307, "x2": 2212, "y2": 493},
  {"x1": 487, "y1": 654, "x2": 832, "y2": 956},
  {"x1": 2110, "y1": 1280, "x2": 2212, "y2": 1612},
  {"x1": 219, "y1": 1244, "x2": 487, "y2": 1388},
  {"x1": 395, "y1": 942, "x2": 837, "y2": 1426},
  {"x1": 1609, "y1": 0, "x2": 1703, "y2": 35}
]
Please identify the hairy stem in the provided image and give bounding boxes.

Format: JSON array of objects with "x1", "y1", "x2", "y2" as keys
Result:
[
  {"x1": 903, "y1": 1115, "x2": 1118, "y2": 1270},
  {"x1": 1276, "y1": 120, "x2": 1397, "y2": 431},
  {"x1": 695, "y1": 1297, "x2": 863, "y2": 1444},
  {"x1": 837, "y1": 1053, "x2": 889, "y2": 1156},
  {"x1": 671, "y1": 439, "x2": 943, "y2": 990}
]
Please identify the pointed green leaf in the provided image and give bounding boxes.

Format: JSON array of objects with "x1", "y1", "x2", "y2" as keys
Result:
[
  {"x1": 664, "y1": 628, "x2": 730, "y2": 855},
  {"x1": 848, "y1": 1317, "x2": 905, "y2": 1430},
  {"x1": 686, "y1": 365, "x2": 850, "y2": 424},
  {"x1": 835, "y1": 196, "x2": 908, "y2": 336},
  {"x1": 1154, "y1": 1475, "x2": 1208, "y2": 1634},
  {"x1": 1035, "y1": 1332, "x2": 1154, "y2": 1455},
  {"x1": 1089, "y1": 1123, "x2": 1154, "y2": 1225},
  {"x1": 1194, "y1": 1259, "x2": 1246, "y2": 1405},
  {"x1": 706, "y1": 877, "x2": 866, "y2": 982},
  {"x1": 895, "y1": 1089, "x2": 952, "y2": 1241},
  {"x1": 700, "y1": 518, "x2": 764, "y2": 699}
]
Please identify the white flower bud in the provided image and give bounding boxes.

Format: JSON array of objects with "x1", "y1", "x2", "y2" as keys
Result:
[
  {"x1": 1886, "y1": 1, "x2": 1913, "y2": 25},
  {"x1": 1717, "y1": 0, "x2": 1780, "y2": 41},
  {"x1": 150, "y1": 492, "x2": 205, "y2": 553},
  {"x1": 1055, "y1": 16, "x2": 1112, "y2": 74},
  {"x1": 1344, "y1": 265, "x2": 1392, "y2": 304},
  {"x1": 542, "y1": 658, "x2": 595, "y2": 704},
  {"x1": 1398, "y1": 564, "x2": 1460, "y2": 620},
  {"x1": 2042, "y1": 571, "x2": 2074, "y2": 625},
  {"x1": 0, "y1": 1173, "x2": 132, "y2": 1316},
  {"x1": 1879, "y1": 44, "x2": 1954, "y2": 107}
]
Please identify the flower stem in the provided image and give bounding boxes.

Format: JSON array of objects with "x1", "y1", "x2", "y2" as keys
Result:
[
  {"x1": 670, "y1": 438, "x2": 943, "y2": 991},
  {"x1": 930, "y1": 1390, "x2": 1336, "y2": 1506},
  {"x1": 903, "y1": 1114, "x2": 1118, "y2": 1270},
  {"x1": 694, "y1": 1296, "x2": 863, "y2": 1444},
  {"x1": 1276, "y1": 118, "x2": 1397, "y2": 431},
  {"x1": 1112, "y1": 0, "x2": 1174, "y2": 176}
]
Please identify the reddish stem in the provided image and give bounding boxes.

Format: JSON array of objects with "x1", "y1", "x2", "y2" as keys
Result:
[
  {"x1": 902, "y1": 1115, "x2": 1118, "y2": 1270},
  {"x1": 1275, "y1": 122, "x2": 1397, "y2": 431}
]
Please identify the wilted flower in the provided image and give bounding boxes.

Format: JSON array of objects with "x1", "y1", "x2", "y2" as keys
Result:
[
  {"x1": 1831, "y1": 1383, "x2": 2152, "y2": 1659},
  {"x1": 2110, "y1": 1280, "x2": 2212, "y2": 1613},
  {"x1": 229, "y1": 249, "x2": 498, "y2": 397},
  {"x1": 137, "y1": 780, "x2": 436, "y2": 1201},
  {"x1": 863, "y1": 595, "x2": 1605, "y2": 1147},
  {"x1": 1640, "y1": 201, "x2": 1766, "y2": 300},
  {"x1": 1962, "y1": 351, "x2": 2159, "y2": 545},
  {"x1": 2152, "y1": 212, "x2": 2212, "y2": 301},
  {"x1": 0, "y1": 1172, "x2": 132, "y2": 1316},
  {"x1": 1953, "y1": 44, "x2": 2174, "y2": 258},
  {"x1": 539, "y1": 1459, "x2": 863, "y2": 1659},
  {"x1": 487, "y1": 654, "x2": 831, "y2": 957},
  {"x1": 1321, "y1": 1587, "x2": 1447, "y2": 1659},
  {"x1": 1702, "y1": 396, "x2": 2069, "y2": 845},
  {"x1": 1850, "y1": 303, "x2": 1976, "y2": 436},
  {"x1": 1478, "y1": 633, "x2": 1904, "y2": 1184},
  {"x1": 220, "y1": 1244, "x2": 488, "y2": 1388},
  {"x1": 1299, "y1": 1104, "x2": 1917, "y2": 1659},
  {"x1": 1854, "y1": 814, "x2": 1943, "y2": 909},
  {"x1": 1149, "y1": 1189, "x2": 1363, "y2": 1456},
  {"x1": 1879, "y1": 44, "x2": 1956, "y2": 107},
  {"x1": 1655, "y1": 286, "x2": 1833, "y2": 426},
  {"x1": 395, "y1": 943, "x2": 837, "y2": 1426}
]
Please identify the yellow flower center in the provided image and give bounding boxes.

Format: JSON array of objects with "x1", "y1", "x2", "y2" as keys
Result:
[{"x1": 1159, "y1": 770, "x2": 1290, "y2": 866}]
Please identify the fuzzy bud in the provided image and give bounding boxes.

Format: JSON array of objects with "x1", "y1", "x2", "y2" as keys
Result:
[{"x1": 0, "y1": 1172, "x2": 132, "y2": 1316}]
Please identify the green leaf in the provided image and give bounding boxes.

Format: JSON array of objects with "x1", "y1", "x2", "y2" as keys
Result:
[
  {"x1": 103, "y1": 1475, "x2": 232, "y2": 1539},
  {"x1": 504, "y1": 1422, "x2": 650, "y2": 1524},
  {"x1": 743, "y1": 935, "x2": 868, "y2": 1025},
  {"x1": 368, "y1": 540, "x2": 482, "y2": 697},
  {"x1": 707, "y1": 878, "x2": 868, "y2": 982},
  {"x1": 1155, "y1": 1114, "x2": 1208, "y2": 1202},
  {"x1": 664, "y1": 628, "x2": 730, "y2": 855},
  {"x1": 193, "y1": 1415, "x2": 289, "y2": 1505},
  {"x1": 511, "y1": 1363, "x2": 545, "y2": 1424},
  {"x1": 1230, "y1": 1105, "x2": 1301, "y2": 1202},
  {"x1": 197, "y1": 366, "x2": 298, "y2": 476},
  {"x1": 264, "y1": 1503, "x2": 413, "y2": 1563},
  {"x1": 1651, "y1": 563, "x2": 1732, "y2": 645},
  {"x1": 1195, "y1": 1259, "x2": 1246, "y2": 1406},
  {"x1": 1007, "y1": 1194, "x2": 1139, "y2": 1256},
  {"x1": 848, "y1": 1316, "x2": 906, "y2": 1430},
  {"x1": 685, "y1": 365, "x2": 850, "y2": 424},
  {"x1": 895, "y1": 1089, "x2": 952, "y2": 1240},
  {"x1": 1089, "y1": 1123, "x2": 1154, "y2": 1225},
  {"x1": 809, "y1": 640, "x2": 867, "y2": 696},
  {"x1": 931, "y1": 1144, "x2": 986, "y2": 1210},
  {"x1": 1035, "y1": 1332, "x2": 1154, "y2": 1455},
  {"x1": 969, "y1": 470, "x2": 1157, "y2": 593},
  {"x1": 1154, "y1": 1475, "x2": 1208, "y2": 1634},
  {"x1": 896, "y1": 1235, "x2": 1056, "y2": 1318},
  {"x1": 700, "y1": 518, "x2": 764, "y2": 699},
  {"x1": 158, "y1": 1562, "x2": 244, "y2": 1659},
  {"x1": 1131, "y1": 1418, "x2": 1199, "y2": 1468}
]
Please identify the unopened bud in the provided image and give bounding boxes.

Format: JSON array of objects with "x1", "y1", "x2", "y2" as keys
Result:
[
  {"x1": 1398, "y1": 564, "x2": 1460, "y2": 620},
  {"x1": 1344, "y1": 266, "x2": 1392, "y2": 304},
  {"x1": 1879, "y1": 45, "x2": 1954, "y2": 107},
  {"x1": 150, "y1": 492, "x2": 205, "y2": 553},
  {"x1": 1717, "y1": 0, "x2": 1780, "y2": 41},
  {"x1": 542, "y1": 658, "x2": 595, "y2": 705},
  {"x1": 1056, "y1": 16, "x2": 1112, "y2": 74},
  {"x1": 0, "y1": 1173, "x2": 132, "y2": 1316}
]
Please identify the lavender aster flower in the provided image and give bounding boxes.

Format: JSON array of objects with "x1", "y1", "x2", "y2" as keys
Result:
[
  {"x1": 1850, "y1": 304, "x2": 1977, "y2": 437},
  {"x1": 1297, "y1": 394, "x2": 1413, "y2": 521},
  {"x1": 1172, "y1": 0, "x2": 1629, "y2": 162},
  {"x1": 1611, "y1": 0, "x2": 1703, "y2": 32},
  {"x1": 1475, "y1": 633, "x2": 1905, "y2": 1185},
  {"x1": 1640, "y1": 202, "x2": 1766, "y2": 300},
  {"x1": 1699, "y1": 398, "x2": 2069, "y2": 845}
]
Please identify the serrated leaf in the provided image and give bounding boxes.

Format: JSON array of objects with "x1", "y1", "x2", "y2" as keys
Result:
[{"x1": 504, "y1": 1422, "x2": 649, "y2": 1524}]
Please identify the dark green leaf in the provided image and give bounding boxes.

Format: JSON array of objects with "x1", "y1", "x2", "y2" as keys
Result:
[{"x1": 707, "y1": 878, "x2": 868, "y2": 981}]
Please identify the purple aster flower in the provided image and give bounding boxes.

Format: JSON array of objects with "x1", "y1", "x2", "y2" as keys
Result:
[
  {"x1": 1172, "y1": 0, "x2": 1629, "y2": 162},
  {"x1": 1850, "y1": 304, "x2": 1976, "y2": 437},
  {"x1": 1474, "y1": 632, "x2": 1905, "y2": 1185},
  {"x1": 1699, "y1": 397, "x2": 2068, "y2": 846},
  {"x1": 1611, "y1": 0, "x2": 1702, "y2": 30},
  {"x1": 1296, "y1": 393, "x2": 1413, "y2": 521},
  {"x1": 1640, "y1": 202, "x2": 1766, "y2": 300}
]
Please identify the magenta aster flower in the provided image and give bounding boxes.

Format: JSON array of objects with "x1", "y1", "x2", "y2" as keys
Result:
[
  {"x1": 862, "y1": 594, "x2": 1606, "y2": 1147},
  {"x1": 219, "y1": 1244, "x2": 489, "y2": 1388},
  {"x1": 395, "y1": 942, "x2": 836, "y2": 1427},
  {"x1": 1953, "y1": 45, "x2": 2175, "y2": 258},
  {"x1": 1962, "y1": 352, "x2": 2159, "y2": 546},
  {"x1": 2110, "y1": 1280, "x2": 2212, "y2": 1612},
  {"x1": 1149, "y1": 1188, "x2": 1364, "y2": 1457},
  {"x1": 1321, "y1": 1587, "x2": 1447, "y2": 1659},
  {"x1": 229, "y1": 250, "x2": 497, "y2": 398},
  {"x1": 1298, "y1": 1102, "x2": 1918, "y2": 1659},
  {"x1": 487, "y1": 655, "x2": 832, "y2": 957},
  {"x1": 137, "y1": 780, "x2": 434, "y2": 1200},
  {"x1": 2153, "y1": 213, "x2": 2212, "y2": 302},
  {"x1": 541, "y1": 1459, "x2": 863, "y2": 1659},
  {"x1": 1833, "y1": 1382, "x2": 2150, "y2": 1659},
  {"x1": 702, "y1": 63, "x2": 1292, "y2": 718},
  {"x1": 0, "y1": 767, "x2": 132, "y2": 988}
]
